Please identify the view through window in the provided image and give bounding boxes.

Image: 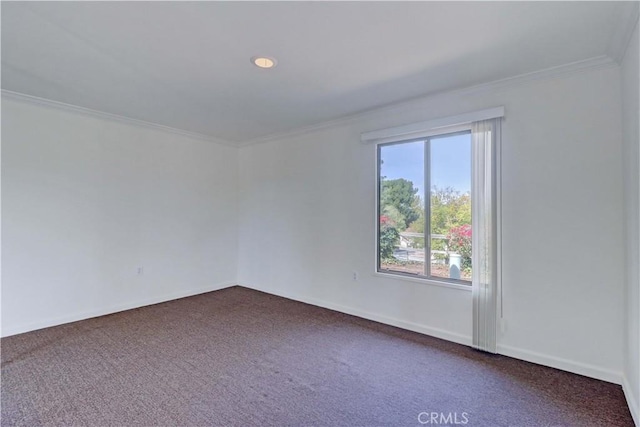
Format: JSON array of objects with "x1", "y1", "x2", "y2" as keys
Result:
[{"x1": 378, "y1": 130, "x2": 472, "y2": 283}]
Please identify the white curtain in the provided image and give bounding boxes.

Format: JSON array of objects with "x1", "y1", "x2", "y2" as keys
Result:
[{"x1": 471, "y1": 118, "x2": 500, "y2": 353}]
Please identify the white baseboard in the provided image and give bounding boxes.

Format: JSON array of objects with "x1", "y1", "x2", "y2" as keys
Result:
[
  {"x1": 496, "y1": 344, "x2": 622, "y2": 385},
  {"x1": 239, "y1": 283, "x2": 472, "y2": 347},
  {"x1": 623, "y1": 375, "x2": 640, "y2": 426},
  {"x1": 240, "y1": 284, "x2": 627, "y2": 388},
  {"x1": 9, "y1": 279, "x2": 630, "y2": 416},
  {"x1": 1, "y1": 281, "x2": 237, "y2": 338}
]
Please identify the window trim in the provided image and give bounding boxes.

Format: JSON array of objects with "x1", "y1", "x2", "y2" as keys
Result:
[
  {"x1": 362, "y1": 107, "x2": 504, "y2": 144},
  {"x1": 375, "y1": 124, "x2": 474, "y2": 287},
  {"x1": 373, "y1": 271, "x2": 473, "y2": 291}
]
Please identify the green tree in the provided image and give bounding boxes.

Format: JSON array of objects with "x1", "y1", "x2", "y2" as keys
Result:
[
  {"x1": 407, "y1": 187, "x2": 470, "y2": 233},
  {"x1": 380, "y1": 178, "x2": 420, "y2": 230},
  {"x1": 381, "y1": 204, "x2": 405, "y2": 230},
  {"x1": 379, "y1": 215, "x2": 400, "y2": 260},
  {"x1": 406, "y1": 186, "x2": 471, "y2": 252},
  {"x1": 430, "y1": 186, "x2": 471, "y2": 235},
  {"x1": 407, "y1": 196, "x2": 425, "y2": 233}
]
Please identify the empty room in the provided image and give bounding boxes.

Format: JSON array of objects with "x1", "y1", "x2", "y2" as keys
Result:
[{"x1": 1, "y1": 1, "x2": 639, "y2": 426}]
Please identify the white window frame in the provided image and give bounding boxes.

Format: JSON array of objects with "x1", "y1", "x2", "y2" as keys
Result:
[
  {"x1": 366, "y1": 107, "x2": 504, "y2": 292},
  {"x1": 375, "y1": 124, "x2": 473, "y2": 289}
]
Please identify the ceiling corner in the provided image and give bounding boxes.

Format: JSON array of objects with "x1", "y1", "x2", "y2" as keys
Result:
[
  {"x1": 1, "y1": 89, "x2": 238, "y2": 148},
  {"x1": 607, "y1": 1, "x2": 640, "y2": 64}
]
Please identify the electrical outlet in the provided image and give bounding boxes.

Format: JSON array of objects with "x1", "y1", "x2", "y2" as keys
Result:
[
  {"x1": 352, "y1": 271, "x2": 358, "y2": 281},
  {"x1": 137, "y1": 266, "x2": 144, "y2": 276}
]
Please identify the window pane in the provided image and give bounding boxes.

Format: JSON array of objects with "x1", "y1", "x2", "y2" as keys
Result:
[
  {"x1": 379, "y1": 141, "x2": 425, "y2": 276},
  {"x1": 429, "y1": 133, "x2": 472, "y2": 282}
]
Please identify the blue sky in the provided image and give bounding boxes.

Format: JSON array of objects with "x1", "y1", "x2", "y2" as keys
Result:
[{"x1": 380, "y1": 133, "x2": 471, "y2": 199}]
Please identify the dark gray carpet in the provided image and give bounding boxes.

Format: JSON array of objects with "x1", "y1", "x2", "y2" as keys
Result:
[{"x1": 1, "y1": 286, "x2": 634, "y2": 426}]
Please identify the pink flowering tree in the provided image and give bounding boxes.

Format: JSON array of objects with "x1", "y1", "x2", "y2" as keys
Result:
[{"x1": 447, "y1": 224, "x2": 472, "y2": 270}]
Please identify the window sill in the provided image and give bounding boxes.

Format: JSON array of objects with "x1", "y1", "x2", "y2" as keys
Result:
[{"x1": 373, "y1": 271, "x2": 472, "y2": 291}]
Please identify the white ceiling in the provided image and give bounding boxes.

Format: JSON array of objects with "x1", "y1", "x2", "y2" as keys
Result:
[{"x1": 1, "y1": 2, "x2": 634, "y2": 145}]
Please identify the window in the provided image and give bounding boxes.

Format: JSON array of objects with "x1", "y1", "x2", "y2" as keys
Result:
[
  {"x1": 368, "y1": 108, "x2": 501, "y2": 351},
  {"x1": 377, "y1": 129, "x2": 472, "y2": 284}
]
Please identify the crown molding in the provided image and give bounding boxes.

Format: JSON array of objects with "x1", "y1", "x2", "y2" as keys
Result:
[
  {"x1": 0, "y1": 90, "x2": 237, "y2": 147},
  {"x1": 2, "y1": 53, "x2": 619, "y2": 150},
  {"x1": 237, "y1": 55, "x2": 618, "y2": 147},
  {"x1": 607, "y1": 1, "x2": 639, "y2": 64}
]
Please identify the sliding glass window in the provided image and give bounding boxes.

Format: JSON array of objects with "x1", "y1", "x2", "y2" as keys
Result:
[{"x1": 377, "y1": 130, "x2": 472, "y2": 284}]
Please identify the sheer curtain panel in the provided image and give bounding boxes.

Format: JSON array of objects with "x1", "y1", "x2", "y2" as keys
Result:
[{"x1": 471, "y1": 118, "x2": 500, "y2": 353}]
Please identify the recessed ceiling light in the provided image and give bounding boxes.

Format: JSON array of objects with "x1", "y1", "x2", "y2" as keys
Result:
[{"x1": 251, "y1": 56, "x2": 277, "y2": 69}]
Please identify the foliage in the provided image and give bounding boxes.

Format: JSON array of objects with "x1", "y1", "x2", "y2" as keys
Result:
[
  {"x1": 379, "y1": 215, "x2": 400, "y2": 260},
  {"x1": 447, "y1": 224, "x2": 472, "y2": 270},
  {"x1": 381, "y1": 204, "x2": 405, "y2": 231},
  {"x1": 380, "y1": 178, "x2": 420, "y2": 230},
  {"x1": 407, "y1": 187, "x2": 470, "y2": 233},
  {"x1": 380, "y1": 181, "x2": 473, "y2": 273},
  {"x1": 430, "y1": 187, "x2": 471, "y2": 235},
  {"x1": 406, "y1": 186, "x2": 471, "y2": 252}
]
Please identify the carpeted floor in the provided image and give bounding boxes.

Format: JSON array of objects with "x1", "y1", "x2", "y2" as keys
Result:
[{"x1": 1, "y1": 286, "x2": 634, "y2": 426}]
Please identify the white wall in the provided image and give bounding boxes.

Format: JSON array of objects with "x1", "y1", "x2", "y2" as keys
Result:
[
  {"x1": 238, "y1": 64, "x2": 625, "y2": 383},
  {"x1": 1, "y1": 97, "x2": 238, "y2": 336},
  {"x1": 621, "y1": 20, "x2": 640, "y2": 425},
  {"x1": 1, "y1": 52, "x2": 630, "y2": 407}
]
